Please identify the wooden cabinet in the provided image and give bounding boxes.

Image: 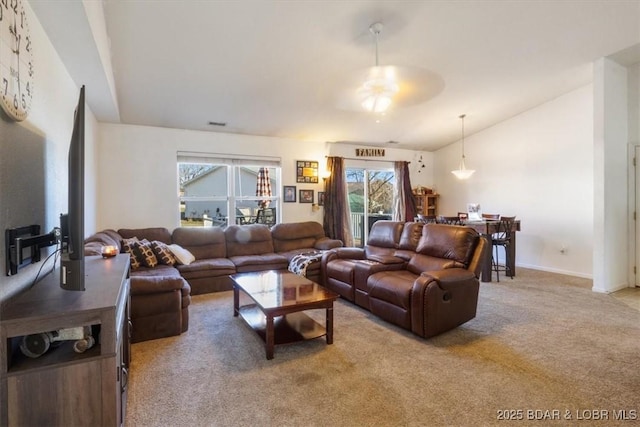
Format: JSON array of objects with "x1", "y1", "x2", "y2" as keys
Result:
[
  {"x1": 1, "y1": 254, "x2": 131, "y2": 427},
  {"x1": 414, "y1": 192, "x2": 439, "y2": 217}
]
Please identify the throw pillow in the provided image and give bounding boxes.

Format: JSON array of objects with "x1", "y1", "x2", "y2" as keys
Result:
[
  {"x1": 151, "y1": 240, "x2": 177, "y2": 266},
  {"x1": 168, "y1": 244, "x2": 195, "y2": 265},
  {"x1": 121, "y1": 237, "x2": 141, "y2": 269},
  {"x1": 133, "y1": 239, "x2": 159, "y2": 268}
]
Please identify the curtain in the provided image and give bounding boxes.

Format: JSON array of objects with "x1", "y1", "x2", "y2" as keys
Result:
[
  {"x1": 392, "y1": 161, "x2": 417, "y2": 222},
  {"x1": 255, "y1": 167, "x2": 272, "y2": 208},
  {"x1": 323, "y1": 156, "x2": 354, "y2": 246}
]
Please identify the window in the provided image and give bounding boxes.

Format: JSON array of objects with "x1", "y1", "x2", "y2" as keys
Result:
[
  {"x1": 178, "y1": 154, "x2": 281, "y2": 228},
  {"x1": 346, "y1": 167, "x2": 395, "y2": 247}
]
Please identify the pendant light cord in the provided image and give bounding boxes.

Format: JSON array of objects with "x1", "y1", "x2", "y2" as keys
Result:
[{"x1": 460, "y1": 114, "x2": 466, "y2": 159}]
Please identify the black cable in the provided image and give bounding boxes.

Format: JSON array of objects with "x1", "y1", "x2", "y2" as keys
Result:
[{"x1": 30, "y1": 247, "x2": 62, "y2": 289}]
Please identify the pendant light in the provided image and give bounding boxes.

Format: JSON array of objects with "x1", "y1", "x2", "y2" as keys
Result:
[
  {"x1": 451, "y1": 114, "x2": 475, "y2": 180},
  {"x1": 359, "y1": 22, "x2": 399, "y2": 114}
]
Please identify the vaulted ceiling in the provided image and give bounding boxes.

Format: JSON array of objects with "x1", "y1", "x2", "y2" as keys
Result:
[{"x1": 31, "y1": 0, "x2": 640, "y2": 151}]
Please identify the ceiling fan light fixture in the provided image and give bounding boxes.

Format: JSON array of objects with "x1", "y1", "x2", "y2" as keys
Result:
[
  {"x1": 360, "y1": 78, "x2": 398, "y2": 113},
  {"x1": 451, "y1": 114, "x2": 475, "y2": 180}
]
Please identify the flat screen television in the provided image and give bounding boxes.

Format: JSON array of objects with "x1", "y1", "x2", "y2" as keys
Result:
[{"x1": 60, "y1": 85, "x2": 85, "y2": 291}]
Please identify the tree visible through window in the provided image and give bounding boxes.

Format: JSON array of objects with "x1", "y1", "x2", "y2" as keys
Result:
[{"x1": 346, "y1": 168, "x2": 395, "y2": 247}]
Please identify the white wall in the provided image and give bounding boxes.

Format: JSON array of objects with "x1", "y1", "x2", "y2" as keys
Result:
[
  {"x1": 434, "y1": 86, "x2": 594, "y2": 278},
  {"x1": 593, "y1": 58, "x2": 629, "y2": 293},
  {"x1": 0, "y1": 1, "x2": 98, "y2": 303},
  {"x1": 97, "y1": 124, "x2": 427, "y2": 231},
  {"x1": 98, "y1": 124, "x2": 327, "y2": 229},
  {"x1": 327, "y1": 143, "x2": 434, "y2": 190},
  {"x1": 629, "y1": 63, "x2": 640, "y2": 287}
]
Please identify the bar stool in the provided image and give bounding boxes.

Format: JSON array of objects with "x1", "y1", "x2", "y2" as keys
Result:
[{"x1": 492, "y1": 216, "x2": 516, "y2": 282}]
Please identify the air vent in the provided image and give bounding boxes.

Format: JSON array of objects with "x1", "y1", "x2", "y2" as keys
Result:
[{"x1": 208, "y1": 121, "x2": 227, "y2": 127}]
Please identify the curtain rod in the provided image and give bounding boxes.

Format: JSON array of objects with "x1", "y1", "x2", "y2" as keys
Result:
[{"x1": 325, "y1": 156, "x2": 410, "y2": 164}]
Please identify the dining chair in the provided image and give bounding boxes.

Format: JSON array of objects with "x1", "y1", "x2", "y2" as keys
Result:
[
  {"x1": 236, "y1": 208, "x2": 250, "y2": 225},
  {"x1": 256, "y1": 208, "x2": 276, "y2": 226},
  {"x1": 436, "y1": 215, "x2": 463, "y2": 225},
  {"x1": 492, "y1": 215, "x2": 516, "y2": 282},
  {"x1": 416, "y1": 214, "x2": 437, "y2": 224}
]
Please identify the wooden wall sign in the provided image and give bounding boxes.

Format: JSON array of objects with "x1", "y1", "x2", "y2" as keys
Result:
[{"x1": 355, "y1": 148, "x2": 385, "y2": 157}]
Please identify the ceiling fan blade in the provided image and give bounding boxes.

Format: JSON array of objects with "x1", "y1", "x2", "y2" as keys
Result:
[{"x1": 336, "y1": 65, "x2": 445, "y2": 111}]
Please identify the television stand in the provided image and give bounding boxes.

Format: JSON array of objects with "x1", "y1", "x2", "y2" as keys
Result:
[{"x1": 0, "y1": 254, "x2": 131, "y2": 426}]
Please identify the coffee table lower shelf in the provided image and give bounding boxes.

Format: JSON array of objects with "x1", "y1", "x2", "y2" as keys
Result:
[{"x1": 237, "y1": 304, "x2": 327, "y2": 346}]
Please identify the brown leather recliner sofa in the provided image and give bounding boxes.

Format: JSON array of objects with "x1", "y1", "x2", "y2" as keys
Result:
[
  {"x1": 84, "y1": 221, "x2": 342, "y2": 343},
  {"x1": 84, "y1": 227, "x2": 192, "y2": 343},
  {"x1": 321, "y1": 220, "x2": 488, "y2": 338}
]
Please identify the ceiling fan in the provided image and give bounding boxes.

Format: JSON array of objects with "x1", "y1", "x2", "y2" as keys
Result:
[{"x1": 337, "y1": 22, "x2": 445, "y2": 114}]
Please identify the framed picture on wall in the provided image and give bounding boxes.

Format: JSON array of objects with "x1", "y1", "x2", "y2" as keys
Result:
[
  {"x1": 296, "y1": 160, "x2": 319, "y2": 183},
  {"x1": 317, "y1": 192, "x2": 325, "y2": 206},
  {"x1": 299, "y1": 189, "x2": 314, "y2": 203},
  {"x1": 283, "y1": 186, "x2": 296, "y2": 202}
]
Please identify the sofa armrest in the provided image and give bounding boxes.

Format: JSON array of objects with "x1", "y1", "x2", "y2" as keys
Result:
[
  {"x1": 367, "y1": 254, "x2": 405, "y2": 265},
  {"x1": 419, "y1": 269, "x2": 477, "y2": 287},
  {"x1": 130, "y1": 276, "x2": 189, "y2": 296},
  {"x1": 467, "y1": 235, "x2": 490, "y2": 278},
  {"x1": 320, "y1": 247, "x2": 365, "y2": 279},
  {"x1": 314, "y1": 237, "x2": 344, "y2": 250},
  {"x1": 330, "y1": 247, "x2": 366, "y2": 260},
  {"x1": 410, "y1": 268, "x2": 479, "y2": 338}
]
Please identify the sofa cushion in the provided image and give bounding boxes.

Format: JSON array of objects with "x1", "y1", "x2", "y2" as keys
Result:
[
  {"x1": 118, "y1": 227, "x2": 172, "y2": 244},
  {"x1": 225, "y1": 224, "x2": 274, "y2": 257},
  {"x1": 172, "y1": 227, "x2": 227, "y2": 259},
  {"x1": 366, "y1": 221, "x2": 404, "y2": 249},
  {"x1": 271, "y1": 221, "x2": 325, "y2": 252},
  {"x1": 151, "y1": 240, "x2": 177, "y2": 266},
  {"x1": 229, "y1": 253, "x2": 288, "y2": 273},
  {"x1": 368, "y1": 270, "x2": 416, "y2": 310},
  {"x1": 121, "y1": 237, "x2": 142, "y2": 269},
  {"x1": 396, "y1": 222, "x2": 424, "y2": 260},
  {"x1": 130, "y1": 264, "x2": 181, "y2": 279},
  {"x1": 168, "y1": 244, "x2": 195, "y2": 265},
  {"x1": 176, "y1": 258, "x2": 236, "y2": 279},
  {"x1": 133, "y1": 239, "x2": 159, "y2": 268},
  {"x1": 415, "y1": 224, "x2": 478, "y2": 266}
]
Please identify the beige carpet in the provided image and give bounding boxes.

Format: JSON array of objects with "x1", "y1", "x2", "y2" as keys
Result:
[{"x1": 126, "y1": 269, "x2": 639, "y2": 426}]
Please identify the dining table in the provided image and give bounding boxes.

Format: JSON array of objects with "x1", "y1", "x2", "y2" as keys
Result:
[{"x1": 463, "y1": 219, "x2": 521, "y2": 282}]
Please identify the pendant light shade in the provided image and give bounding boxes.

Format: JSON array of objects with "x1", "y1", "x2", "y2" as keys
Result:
[{"x1": 451, "y1": 114, "x2": 475, "y2": 180}]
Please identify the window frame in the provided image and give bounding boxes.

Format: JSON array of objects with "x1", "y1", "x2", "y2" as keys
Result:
[{"x1": 178, "y1": 153, "x2": 281, "y2": 227}]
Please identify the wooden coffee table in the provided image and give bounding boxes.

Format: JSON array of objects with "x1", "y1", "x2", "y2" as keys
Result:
[{"x1": 231, "y1": 270, "x2": 339, "y2": 360}]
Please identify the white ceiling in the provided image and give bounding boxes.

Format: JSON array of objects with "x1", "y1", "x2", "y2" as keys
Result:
[{"x1": 32, "y1": 0, "x2": 640, "y2": 151}]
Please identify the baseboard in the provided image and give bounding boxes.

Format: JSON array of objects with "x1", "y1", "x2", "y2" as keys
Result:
[
  {"x1": 516, "y1": 263, "x2": 593, "y2": 280},
  {"x1": 592, "y1": 282, "x2": 631, "y2": 294}
]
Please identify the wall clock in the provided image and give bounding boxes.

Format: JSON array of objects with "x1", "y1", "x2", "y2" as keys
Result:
[{"x1": 0, "y1": 0, "x2": 34, "y2": 121}]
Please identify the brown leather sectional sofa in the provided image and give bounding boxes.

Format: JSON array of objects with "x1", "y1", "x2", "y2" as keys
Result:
[
  {"x1": 84, "y1": 221, "x2": 342, "y2": 342},
  {"x1": 321, "y1": 221, "x2": 488, "y2": 338}
]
